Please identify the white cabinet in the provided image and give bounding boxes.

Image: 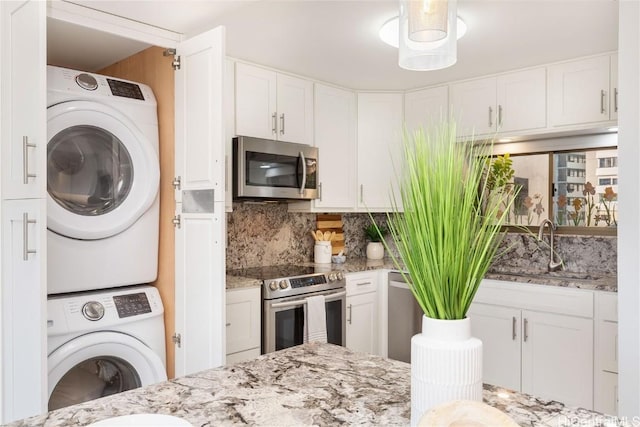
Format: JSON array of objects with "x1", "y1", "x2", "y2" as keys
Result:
[
  {"x1": 224, "y1": 59, "x2": 235, "y2": 212},
  {"x1": 548, "y1": 55, "x2": 614, "y2": 127},
  {"x1": 404, "y1": 85, "x2": 448, "y2": 134},
  {"x1": 235, "y1": 62, "x2": 313, "y2": 145},
  {"x1": 357, "y1": 93, "x2": 404, "y2": 211},
  {"x1": 345, "y1": 272, "x2": 379, "y2": 355},
  {"x1": 225, "y1": 287, "x2": 261, "y2": 364},
  {"x1": 0, "y1": 1, "x2": 47, "y2": 422},
  {"x1": 469, "y1": 280, "x2": 594, "y2": 409},
  {"x1": 451, "y1": 68, "x2": 546, "y2": 138},
  {"x1": 594, "y1": 292, "x2": 618, "y2": 415}
]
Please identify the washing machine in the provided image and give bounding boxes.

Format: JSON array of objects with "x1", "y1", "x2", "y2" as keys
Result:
[
  {"x1": 47, "y1": 65, "x2": 160, "y2": 294},
  {"x1": 47, "y1": 285, "x2": 167, "y2": 411}
]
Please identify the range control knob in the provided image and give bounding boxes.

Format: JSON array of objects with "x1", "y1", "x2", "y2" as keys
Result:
[
  {"x1": 336, "y1": 272, "x2": 344, "y2": 281},
  {"x1": 328, "y1": 273, "x2": 337, "y2": 282},
  {"x1": 75, "y1": 73, "x2": 98, "y2": 91},
  {"x1": 82, "y1": 301, "x2": 105, "y2": 321},
  {"x1": 279, "y1": 280, "x2": 288, "y2": 289},
  {"x1": 269, "y1": 281, "x2": 278, "y2": 291}
]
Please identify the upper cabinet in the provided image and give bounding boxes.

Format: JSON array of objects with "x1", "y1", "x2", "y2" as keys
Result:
[
  {"x1": 451, "y1": 68, "x2": 546, "y2": 139},
  {"x1": 548, "y1": 55, "x2": 615, "y2": 127},
  {"x1": 357, "y1": 93, "x2": 404, "y2": 211},
  {"x1": 404, "y1": 85, "x2": 448, "y2": 134},
  {"x1": 235, "y1": 62, "x2": 313, "y2": 145}
]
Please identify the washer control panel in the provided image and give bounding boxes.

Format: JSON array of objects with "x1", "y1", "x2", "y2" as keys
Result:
[{"x1": 113, "y1": 292, "x2": 152, "y2": 318}]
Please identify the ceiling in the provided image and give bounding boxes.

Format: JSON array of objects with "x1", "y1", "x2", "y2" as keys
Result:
[{"x1": 48, "y1": 0, "x2": 619, "y2": 91}]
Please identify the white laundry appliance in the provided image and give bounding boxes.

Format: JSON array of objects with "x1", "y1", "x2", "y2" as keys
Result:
[
  {"x1": 47, "y1": 285, "x2": 167, "y2": 411},
  {"x1": 46, "y1": 65, "x2": 160, "y2": 294}
]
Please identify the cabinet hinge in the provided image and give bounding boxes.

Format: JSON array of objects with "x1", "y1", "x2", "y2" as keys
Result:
[
  {"x1": 172, "y1": 215, "x2": 181, "y2": 229},
  {"x1": 172, "y1": 333, "x2": 182, "y2": 348},
  {"x1": 163, "y1": 48, "x2": 181, "y2": 71},
  {"x1": 172, "y1": 176, "x2": 182, "y2": 190}
]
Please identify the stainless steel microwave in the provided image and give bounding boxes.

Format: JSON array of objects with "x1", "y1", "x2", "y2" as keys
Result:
[{"x1": 233, "y1": 136, "x2": 319, "y2": 201}]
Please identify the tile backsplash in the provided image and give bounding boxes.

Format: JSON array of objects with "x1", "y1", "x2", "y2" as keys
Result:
[{"x1": 226, "y1": 203, "x2": 617, "y2": 274}]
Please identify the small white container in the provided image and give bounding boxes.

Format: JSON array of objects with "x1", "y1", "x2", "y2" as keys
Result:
[{"x1": 314, "y1": 241, "x2": 332, "y2": 264}]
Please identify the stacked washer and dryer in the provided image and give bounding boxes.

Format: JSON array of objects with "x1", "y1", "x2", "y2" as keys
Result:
[{"x1": 45, "y1": 66, "x2": 167, "y2": 411}]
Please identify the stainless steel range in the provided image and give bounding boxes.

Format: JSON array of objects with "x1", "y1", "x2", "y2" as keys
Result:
[{"x1": 232, "y1": 265, "x2": 346, "y2": 354}]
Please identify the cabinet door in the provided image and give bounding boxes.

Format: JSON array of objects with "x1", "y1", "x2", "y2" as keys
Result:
[
  {"x1": 314, "y1": 84, "x2": 357, "y2": 210},
  {"x1": 1, "y1": 199, "x2": 46, "y2": 422},
  {"x1": 496, "y1": 68, "x2": 546, "y2": 133},
  {"x1": 235, "y1": 63, "x2": 277, "y2": 140},
  {"x1": 276, "y1": 74, "x2": 313, "y2": 144},
  {"x1": 346, "y1": 292, "x2": 379, "y2": 355},
  {"x1": 467, "y1": 303, "x2": 521, "y2": 391},
  {"x1": 357, "y1": 93, "x2": 404, "y2": 211},
  {"x1": 610, "y1": 53, "x2": 618, "y2": 121},
  {"x1": 226, "y1": 287, "x2": 261, "y2": 355},
  {"x1": 224, "y1": 59, "x2": 235, "y2": 211},
  {"x1": 450, "y1": 76, "x2": 497, "y2": 138},
  {"x1": 548, "y1": 55, "x2": 610, "y2": 127},
  {"x1": 1, "y1": 0, "x2": 46, "y2": 200},
  {"x1": 521, "y1": 310, "x2": 593, "y2": 409},
  {"x1": 404, "y1": 86, "x2": 449, "y2": 134},
  {"x1": 594, "y1": 371, "x2": 618, "y2": 415}
]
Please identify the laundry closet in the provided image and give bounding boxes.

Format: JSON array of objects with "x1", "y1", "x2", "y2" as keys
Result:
[{"x1": 0, "y1": 1, "x2": 226, "y2": 423}]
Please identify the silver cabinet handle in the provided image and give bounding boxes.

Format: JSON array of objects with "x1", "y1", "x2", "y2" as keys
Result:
[
  {"x1": 22, "y1": 213, "x2": 36, "y2": 261},
  {"x1": 225, "y1": 322, "x2": 231, "y2": 327},
  {"x1": 23, "y1": 136, "x2": 37, "y2": 184},
  {"x1": 360, "y1": 184, "x2": 364, "y2": 204},
  {"x1": 299, "y1": 151, "x2": 307, "y2": 195},
  {"x1": 600, "y1": 90, "x2": 607, "y2": 114},
  {"x1": 512, "y1": 316, "x2": 517, "y2": 341},
  {"x1": 318, "y1": 182, "x2": 323, "y2": 201},
  {"x1": 498, "y1": 105, "x2": 503, "y2": 127},
  {"x1": 614, "y1": 88, "x2": 619, "y2": 113},
  {"x1": 524, "y1": 318, "x2": 529, "y2": 342},
  {"x1": 488, "y1": 106, "x2": 493, "y2": 127},
  {"x1": 272, "y1": 112, "x2": 277, "y2": 134},
  {"x1": 356, "y1": 281, "x2": 372, "y2": 286},
  {"x1": 280, "y1": 113, "x2": 285, "y2": 135},
  {"x1": 348, "y1": 304, "x2": 352, "y2": 325}
]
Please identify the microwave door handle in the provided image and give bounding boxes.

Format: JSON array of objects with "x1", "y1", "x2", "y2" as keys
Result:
[{"x1": 299, "y1": 151, "x2": 307, "y2": 195}]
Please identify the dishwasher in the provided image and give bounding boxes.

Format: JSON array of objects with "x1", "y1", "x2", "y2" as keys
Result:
[{"x1": 387, "y1": 272, "x2": 423, "y2": 363}]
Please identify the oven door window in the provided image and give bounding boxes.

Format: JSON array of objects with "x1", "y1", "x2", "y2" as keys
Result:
[
  {"x1": 246, "y1": 151, "x2": 316, "y2": 190},
  {"x1": 274, "y1": 299, "x2": 343, "y2": 351}
]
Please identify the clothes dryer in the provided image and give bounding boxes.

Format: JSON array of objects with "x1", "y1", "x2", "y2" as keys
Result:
[
  {"x1": 47, "y1": 285, "x2": 167, "y2": 411},
  {"x1": 47, "y1": 66, "x2": 160, "y2": 294}
]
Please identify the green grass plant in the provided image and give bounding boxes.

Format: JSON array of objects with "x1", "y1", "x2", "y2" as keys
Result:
[{"x1": 381, "y1": 121, "x2": 515, "y2": 320}]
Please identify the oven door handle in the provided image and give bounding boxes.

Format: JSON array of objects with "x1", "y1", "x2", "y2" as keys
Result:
[{"x1": 270, "y1": 291, "x2": 346, "y2": 309}]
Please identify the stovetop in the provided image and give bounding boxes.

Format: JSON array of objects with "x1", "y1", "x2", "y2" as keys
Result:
[{"x1": 228, "y1": 265, "x2": 318, "y2": 281}]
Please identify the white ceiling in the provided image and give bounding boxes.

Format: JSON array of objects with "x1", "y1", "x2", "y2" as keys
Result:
[{"x1": 48, "y1": 0, "x2": 619, "y2": 91}]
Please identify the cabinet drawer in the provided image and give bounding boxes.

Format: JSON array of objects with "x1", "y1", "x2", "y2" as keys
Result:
[
  {"x1": 346, "y1": 271, "x2": 378, "y2": 295},
  {"x1": 598, "y1": 292, "x2": 618, "y2": 321},
  {"x1": 226, "y1": 287, "x2": 261, "y2": 355},
  {"x1": 600, "y1": 320, "x2": 618, "y2": 373}
]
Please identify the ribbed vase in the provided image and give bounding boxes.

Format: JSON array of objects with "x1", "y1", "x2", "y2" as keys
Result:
[{"x1": 410, "y1": 315, "x2": 483, "y2": 426}]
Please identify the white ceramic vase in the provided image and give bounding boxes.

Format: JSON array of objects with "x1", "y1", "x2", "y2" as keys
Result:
[
  {"x1": 366, "y1": 241, "x2": 384, "y2": 260},
  {"x1": 411, "y1": 315, "x2": 483, "y2": 426}
]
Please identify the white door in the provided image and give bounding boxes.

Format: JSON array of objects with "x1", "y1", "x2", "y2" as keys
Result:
[
  {"x1": 1, "y1": 0, "x2": 46, "y2": 201},
  {"x1": 467, "y1": 303, "x2": 521, "y2": 391},
  {"x1": 346, "y1": 292, "x2": 379, "y2": 355},
  {"x1": 1, "y1": 199, "x2": 46, "y2": 422},
  {"x1": 404, "y1": 86, "x2": 449, "y2": 134},
  {"x1": 235, "y1": 63, "x2": 277, "y2": 141},
  {"x1": 174, "y1": 26, "x2": 226, "y2": 377},
  {"x1": 450, "y1": 76, "x2": 497, "y2": 138},
  {"x1": 496, "y1": 68, "x2": 547, "y2": 133},
  {"x1": 276, "y1": 74, "x2": 313, "y2": 144},
  {"x1": 521, "y1": 310, "x2": 593, "y2": 409}
]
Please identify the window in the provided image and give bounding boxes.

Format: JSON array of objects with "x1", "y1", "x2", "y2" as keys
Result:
[
  {"x1": 599, "y1": 178, "x2": 611, "y2": 186},
  {"x1": 598, "y1": 157, "x2": 618, "y2": 168}
]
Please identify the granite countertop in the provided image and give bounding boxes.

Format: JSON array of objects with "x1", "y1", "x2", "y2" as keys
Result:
[
  {"x1": 226, "y1": 257, "x2": 617, "y2": 292},
  {"x1": 10, "y1": 343, "x2": 622, "y2": 427}
]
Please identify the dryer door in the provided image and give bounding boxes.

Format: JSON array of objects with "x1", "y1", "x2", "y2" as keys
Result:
[
  {"x1": 47, "y1": 101, "x2": 159, "y2": 240},
  {"x1": 48, "y1": 332, "x2": 167, "y2": 411}
]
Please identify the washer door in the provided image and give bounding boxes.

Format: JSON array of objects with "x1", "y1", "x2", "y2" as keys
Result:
[
  {"x1": 47, "y1": 101, "x2": 159, "y2": 240},
  {"x1": 48, "y1": 332, "x2": 167, "y2": 411}
]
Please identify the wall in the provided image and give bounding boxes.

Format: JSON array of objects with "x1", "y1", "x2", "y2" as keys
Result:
[{"x1": 226, "y1": 204, "x2": 616, "y2": 274}]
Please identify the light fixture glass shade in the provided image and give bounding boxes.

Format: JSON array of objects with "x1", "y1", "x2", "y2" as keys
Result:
[
  {"x1": 399, "y1": 0, "x2": 458, "y2": 71},
  {"x1": 408, "y1": 0, "x2": 448, "y2": 42}
]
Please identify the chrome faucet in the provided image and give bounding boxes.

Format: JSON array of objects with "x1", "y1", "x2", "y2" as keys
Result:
[{"x1": 537, "y1": 219, "x2": 563, "y2": 272}]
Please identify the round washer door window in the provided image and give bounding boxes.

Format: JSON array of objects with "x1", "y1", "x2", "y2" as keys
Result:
[
  {"x1": 47, "y1": 101, "x2": 159, "y2": 240},
  {"x1": 48, "y1": 332, "x2": 167, "y2": 411}
]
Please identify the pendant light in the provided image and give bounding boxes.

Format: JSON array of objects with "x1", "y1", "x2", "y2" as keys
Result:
[{"x1": 399, "y1": 0, "x2": 458, "y2": 71}]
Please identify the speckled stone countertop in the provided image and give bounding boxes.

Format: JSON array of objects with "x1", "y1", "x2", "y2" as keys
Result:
[
  {"x1": 226, "y1": 257, "x2": 617, "y2": 292},
  {"x1": 10, "y1": 343, "x2": 622, "y2": 427}
]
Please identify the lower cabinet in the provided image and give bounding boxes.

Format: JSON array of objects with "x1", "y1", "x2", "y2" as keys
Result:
[
  {"x1": 594, "y1": 292, "x2": 618, "y2": 415},
  {"x1": 345, "y1": 271, "x2": 379, "y2": 355},
  {"x1": 225, "y1": 286, "x2": 261, "y2": 364},
  {"x1": 468, "y1": 280, "x2": 594, "y2": 409}
]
